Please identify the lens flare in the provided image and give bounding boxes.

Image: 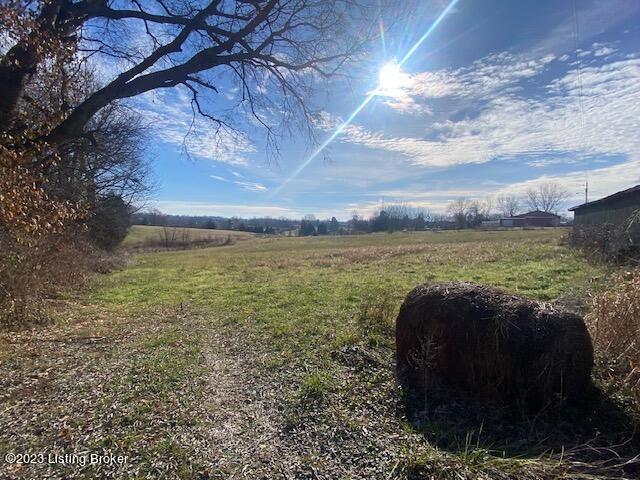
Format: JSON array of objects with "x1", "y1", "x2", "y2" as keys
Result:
[
  {"x1": 378, "y1": 62, "x2": 402, "y2": 91},
  {"x1": 271, "y1": 0, "x2": 460, "y2": 197}
]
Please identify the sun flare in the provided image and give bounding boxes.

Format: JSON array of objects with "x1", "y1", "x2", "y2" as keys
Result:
[
  {"x1": 376, "y1": 61, "x2": 410, "y2": 97},
  {"x1": 379, "y1": 62, "x2": 402, "y2": 90}
]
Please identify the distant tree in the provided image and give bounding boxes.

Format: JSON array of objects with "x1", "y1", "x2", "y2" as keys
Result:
[
  {"x1": 467, "y1": 199, "x2": 492, "y2": 227},
  {"x1": 317, "y1": 222, "x2": 328, "y2": 235},
  {"x1": 371, "y1": 210, "x2": 391, "y2": 232},
  {"x1": 526, "y1": 182, "x2": 570, "y2": 213},
  {"x1": 496, "y1": 194, "x2": 521, "y2": 217},
  {"x1": 151, "y1": 209, "x2": 168, "y2": 226},
  {"x1": 87, "y1": 194, "x2": 131, "y2": 250},
  {"x1": 205, "y1": 220, "x2": 217, "y2": 230},
  {"x1": 447, "y1": 198, "x2": 472, "y2": 228},
  {"x1": 349, "y1": 213, "x2": 370, "y2": 233},
  {"x1": 414, "y1": 213, "x2": 426, "y2": 230},
  {"x1": 329, "y1": 217, "x2": 340, "y2": 233},
  {"x1": 299, "y1": 220, "x2": 316, "y2": 236}
]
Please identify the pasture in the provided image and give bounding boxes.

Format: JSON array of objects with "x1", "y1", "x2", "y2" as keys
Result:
[
  {"x1": 122, "y1": 225, "x2": 254, "y2": 248},
  {"x1": 4, "y1": 228, "x2": 637, "y2": 479}
]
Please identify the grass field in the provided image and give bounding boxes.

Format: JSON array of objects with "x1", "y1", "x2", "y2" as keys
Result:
[
  {"x1": 4, "y1": 228, "x2": 638, "y2": 479},
  {"x1": 122, "y1": 225, "x2": 254, "y2": 247}
]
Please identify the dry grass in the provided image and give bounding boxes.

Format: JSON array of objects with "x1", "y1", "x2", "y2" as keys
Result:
[
  {"x1": 587, "y1": 268, "x2": 640, "y2": 397},
  {"x1": 123, "y1": 225, "x2": 253, "y2": 248},
  {"x1": 5, "y1": 229, "x2": 632, "y2": 479},
  {"x1": 0, "y1": 232, "x2": 125, "y2": 327}
]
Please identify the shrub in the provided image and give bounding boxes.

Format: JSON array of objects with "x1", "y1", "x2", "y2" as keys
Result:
[
  {"x1": 586, "y1": 269, "x2": 640, "y2": 397},
  {"x1": 0, "y1": 231, "x2": 94, "y2": 326},
  {"x1": 88, "y1": 194, "x2": 131, "y2": 250},
  {"x1": 568, "y1": 211, "x2": 640, "y2": 263},
  {"x1": 139, "y1": 229, "x2": 234, "y2": 250}
]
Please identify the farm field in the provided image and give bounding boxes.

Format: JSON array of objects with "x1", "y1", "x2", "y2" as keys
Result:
[
  {"x1": 122, "y1": 225, "x2": 254, "y2": 247},
  {"x1": 2, "y1": 229, "x2": 637, "y2": 479}
]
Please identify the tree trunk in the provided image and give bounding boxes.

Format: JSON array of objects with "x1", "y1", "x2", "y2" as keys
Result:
[{"x1": 0, "y1": 0, "x2": 69, "y2": 132}]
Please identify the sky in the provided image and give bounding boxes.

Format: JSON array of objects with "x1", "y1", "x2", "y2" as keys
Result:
[{"x1": 131, "y1": 0, "x2": 640, "y2": 220}]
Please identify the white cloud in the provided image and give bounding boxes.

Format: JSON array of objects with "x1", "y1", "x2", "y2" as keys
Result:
[
  {"x1": 533, "y1": 1, "x2": 638, "y2": 55},
  {"x1": 136, "y1": 87, "x2": 255, "y2": 165},
  {"x1": 372, "y1": 188, "x2": 494, "y2": 200},
  {"x1": 326, "y1": 54, "x2": 640, "y2": 173},
  {"x1": 495, "y1": 159, "x2": 640, "y2": 209},
  {"x1": 235, "y1": 181, "x2": 268, "y2": 192},
  {"x1": 211, "y1": 175, "x2": 230, "y2": 182},
  {"x1": 404, "y1": 52, "x2": 556, "y2": 101},
  {"x1": 210, "y1": 174, "x2": 267, "y2": 192},
  {"x1": 526, "y1": 158, "x2": 580, "y2": 168},
  {"x1": 594, "y1": 46, "x2": 615, "y2": 57}
]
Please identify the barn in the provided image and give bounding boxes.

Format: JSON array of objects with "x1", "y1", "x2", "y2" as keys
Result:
[
  {"x1": 569, "y1": 184, "x2": 640, "y2": 226},
  {"x1": 499, "y1": 210, "x2": 561, "y2": 228}
]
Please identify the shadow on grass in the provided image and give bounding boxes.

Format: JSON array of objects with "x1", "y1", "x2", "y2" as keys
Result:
[{"x1": 400, "y1": 384, "x2": 640, "y2": 477}]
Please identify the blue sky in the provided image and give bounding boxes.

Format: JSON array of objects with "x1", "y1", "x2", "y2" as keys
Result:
[{"x1": 131, "y1": 0, "x2": 640, "y2": 219}]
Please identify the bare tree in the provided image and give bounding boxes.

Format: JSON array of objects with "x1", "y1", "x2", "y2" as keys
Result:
[
  {"x1": 496, "y1": 194, "x2": 521, "y2": 217},
  {"x1": 447, "y1": 198, "x2": 472, "y2": 228},
  {"x1": 1, "y1": 0, "x2": 380, "y2": 149},
  {"x1": 51, "y1": 104, "x2": 154, "y2": 207},
  {"x1": 525, "y1": 182, "x2": 570, "y2": 214},
  {"x1": 466, "y1": 199, "x2": 492, "y2": 226}
]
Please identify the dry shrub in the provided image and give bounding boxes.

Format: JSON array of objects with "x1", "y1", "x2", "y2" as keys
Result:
[
  {"x1": 0, "y1": 230, "x2": 120, "y2": 327},
  {"x1": 586, "y1": 269, "x2": 640, "y2": 396},
  {"x1": 568, "y1": 212, "x2": 640, "y2": 263}
]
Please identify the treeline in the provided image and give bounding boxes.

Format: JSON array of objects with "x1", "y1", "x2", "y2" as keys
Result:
[
  {"x1": 132, "y1": 208, "x2": 447, "y2": 237},
  {"x1": 133, "y1": 211, "x2": 302, "y2": 234},
  {"x1": 133, "y1": 184, "x2": 573, "y2": 243},
  {"x1": 347, "y1": 206, "x2": 453, "y2": 234}
]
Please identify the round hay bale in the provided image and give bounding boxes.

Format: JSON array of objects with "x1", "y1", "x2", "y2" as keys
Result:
[{"x1": 396, "y1": 282, "x2": 593, "y2": 408}]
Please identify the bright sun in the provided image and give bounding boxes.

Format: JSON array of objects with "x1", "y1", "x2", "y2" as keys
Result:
[{"x1": 376, "y1": 61, "x2": 409, "y2": 97}]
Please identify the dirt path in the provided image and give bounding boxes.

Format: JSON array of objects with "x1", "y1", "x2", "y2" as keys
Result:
[
  {"x1": 0, "y1": 313, "x2": 414, "y2": 479},
  {"x1": 196, "y1": 332, "x2": 294, "y2": 477},
  {"x1": 192, "y1": 325, "x2": 428, "y2": 480},
  {"x1": 6, "y1": 310, "x2": 632, "y2": 479}
]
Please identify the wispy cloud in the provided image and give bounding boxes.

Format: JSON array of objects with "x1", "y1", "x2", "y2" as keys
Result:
[
  {"x1": 210, "y1": 175, "x2": 268, "y2": 192},
  {"x1": 235, "y1": 181, "x2": 268, "y2": 192},
  {"x1": 532, "y1": 1, "x2": 638, "y2": 55},
  {"x1": 495, "y1": 159, "x2": 640, "y2": 207},
  {"x1": 323, "y1": 51, "x2": 640, "y2": 174},
  {"x1": 136, "y1": 88, "x2": 255, "y2": 165},
  {"x1": 211, "y1": 175, "x2": 230, "y2": 182}
]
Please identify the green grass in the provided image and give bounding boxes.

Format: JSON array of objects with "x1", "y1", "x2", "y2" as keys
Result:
[
  {"x1": 94, "y1": 229, "x2": 599, "y2": 363},
  {"x1": 1, "y1": 228, "x2": 610, "y2": 479}
]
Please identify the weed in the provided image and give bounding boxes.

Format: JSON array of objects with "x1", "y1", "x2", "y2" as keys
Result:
[
  {"x1": 587, "y1": 268, "x2": 640, "y2": 397},
  {"x1": 356, "y1": 290, "x2": 396, "y2": 338},
  {"x1": 298, "y1": 371, "x2": 335, "y2": 400}
]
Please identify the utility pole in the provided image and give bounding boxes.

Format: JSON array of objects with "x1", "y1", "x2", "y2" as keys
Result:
[{"x1": 585, "y1": 180, "x2": 588, "y2": 204}]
